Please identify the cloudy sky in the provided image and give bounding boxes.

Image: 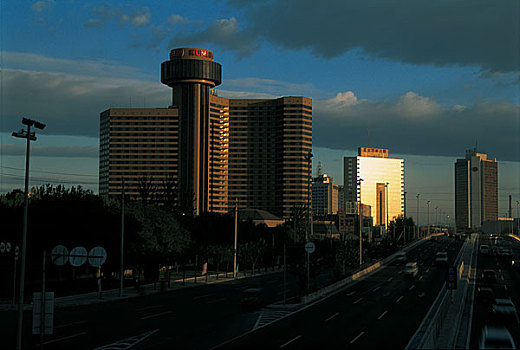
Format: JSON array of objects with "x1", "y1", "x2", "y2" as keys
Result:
[{"x1": 1, "y1": 0, "x2": 519, "y2": 221}]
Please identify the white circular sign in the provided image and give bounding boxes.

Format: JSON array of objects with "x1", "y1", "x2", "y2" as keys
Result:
[
  {"x1": 5, "y1": 242, "x2": 11, "y2": 253},
  {"x1": 51, "y1": 245, "x2": 69, "y2": 266},
  {"x1": 15, "y1": 246, "x2": 20, "y2": 256},
  {"x1": 305, "y1": 241, "x2": 316, "y2": 254},
  {"x1": 69, "y1": 246, "x2": 88, "y2": 267},
  {"x1": 0, "y1": 242, "x2": 5, "y2": 253},
  {"x1": 88, "y1": 247, "x2": 107, "y2": 267}
]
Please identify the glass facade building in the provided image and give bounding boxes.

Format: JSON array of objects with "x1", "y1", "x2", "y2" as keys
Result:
[{"x1": 344, "y1": 148, "x2": 405, "y2": 227}]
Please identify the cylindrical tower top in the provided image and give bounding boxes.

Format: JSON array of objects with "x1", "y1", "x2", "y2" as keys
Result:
[
  {"x1": 161, "y1": 47, "x2": 222, "y2": 87},
  {"x1": 170, "y1": 48, "x2": 214, "y2": 61}
]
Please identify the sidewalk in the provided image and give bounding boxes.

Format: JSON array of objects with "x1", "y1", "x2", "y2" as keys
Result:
[{"x1": 0, "y1": 267, "x2": 283, "y2": 311}]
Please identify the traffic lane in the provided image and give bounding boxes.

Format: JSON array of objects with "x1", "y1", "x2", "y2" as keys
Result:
[
  {"x1": 470, "y1": 234, "x2": 520, "y2": 349},
  {"x1": 218, "y1": 239, "x2": 463, "y2": 349},
  {"x1": 17, "y1": 271, "x2": 289, "y2": 349}
]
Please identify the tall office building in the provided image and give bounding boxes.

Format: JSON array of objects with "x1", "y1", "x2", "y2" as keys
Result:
[
  {"x1": 100, "y1": 48, "x2": 311, "y2": 218},
  {"x1": 455, "y1": 149, "x2": 498, "y2": 229},
  {"x1": 99, "y1": 108, "x2": 179, "y2": 198},
  {"x1": 343, "y1": 147, "x2": 404, "y2": 227},
  {"x1": 312, "y1": 173, "x2": 339, "y2": 215},
  {"x1": 227, "y1": 97, "x2": 312, "y2": 218}
]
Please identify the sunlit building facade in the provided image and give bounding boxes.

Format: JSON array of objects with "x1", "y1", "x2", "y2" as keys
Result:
[
  {"x1": 344, "y1": 147, "x2": 405, "y2": 228},
  {"x1": 312, "y1": 173, "x2": 339, "y2": 215}
]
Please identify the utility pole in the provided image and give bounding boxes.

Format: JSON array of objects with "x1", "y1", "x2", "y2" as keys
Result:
[
  {"x1": 385, "y1": 182, "x2": 389, "y2": 235},
  {"x1": 233, "y1": 199, "x2": 238, "y2": 278},
  {"x1": 12, "y1": 117, "x2": 46, "y2": 350},
  {"x1": 119, "y1": 177, "x2": 125, "y2": 297},
  {"x1": 359, "y1": 179, "x2": 364, "y2": 266},
  {"x1": 416, "y1": 193, "x2": 420, "y2": 239},
  {"x1": 427, "y1": 201, "x2": 430, "y2": 237},
  {"x1": 516, "y1": 201, "x2": 519, "y2": 235},
  {"x1": 305, "y1": 152, "x2": 313, "y2": 290},
  {"x1": 435, "y1": 206, "x2": 438, "y2": 232}
]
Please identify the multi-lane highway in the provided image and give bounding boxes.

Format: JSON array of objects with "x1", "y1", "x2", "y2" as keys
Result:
[
  {"x1": 0, "y1": 236, "x2": 465, "y2": 349},
  {"x1": 469, "y1": 233, "x2": 520, "y2": 348},
  {"x1": 215, "y1": 236, "x2": 463, "y2": 349}
]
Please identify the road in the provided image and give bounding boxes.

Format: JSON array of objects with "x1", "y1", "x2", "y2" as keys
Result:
[
  {"x1": 469, "y1": 233, "x2": 520, "y2": 348},
  {"x1": 215, "y1": 236, "x2": 463, "y2": 349}
]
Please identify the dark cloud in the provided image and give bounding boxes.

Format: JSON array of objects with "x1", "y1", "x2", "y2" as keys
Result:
[
  {"x1": 314, "y1": 91, "x2": 520, "y2": 161},
  {"x1": 1, "y1": 68, "x2": 170, "y2": 137},
  {"x1": 177, "y1": 0, "x2": 519, "y2": 73},
  {"x1": 3, "y1": 144, "x2": 98, "y2": 158},
  {"x1": 170, "y1": 17, "x2": 258, "y2": 57}
]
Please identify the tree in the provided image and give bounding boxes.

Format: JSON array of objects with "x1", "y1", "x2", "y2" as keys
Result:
[
  {"x1": 389, "y1": 215, "x2": 415, "y2": 244},
  {"x1": 240, "y1": 239, "x2": 266, "y2": 275},
  {"x1": 137, "y1": 176, "x2": 156, "y2": 205}
]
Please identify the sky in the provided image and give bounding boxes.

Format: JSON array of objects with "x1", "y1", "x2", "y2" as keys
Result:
[{"x1": 1, "y1": 0, "x2": 519, "y2": 223}]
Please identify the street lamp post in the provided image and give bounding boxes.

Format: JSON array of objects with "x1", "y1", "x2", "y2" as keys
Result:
[
  {"x1": 385, "y1": 182, "x2": 389, "y2": 235},
  {"x1": 358, "y1": 179, "x2": 364, "y2": 266},
  {"x1": 304, "y1": 152, "x2": 313, "y2": 290},
  {"x1": 435, "y1": 206, "x2": 438, "y2": 232},
  {"x1": 427, "y1": 201, "x2": 430, "y2": 237},
  {"x1": 119, "y1": 177, "x2": 125, "y2": 297},
  {"x1": 416, "y1": 194, "x2": 420, "y2": 239},
  {"x1": 516, "y1": 201, "x2": 519, "y2": 235},
  {"x1": 12, "y1": 117, "x2": 46, "y2": 350}
]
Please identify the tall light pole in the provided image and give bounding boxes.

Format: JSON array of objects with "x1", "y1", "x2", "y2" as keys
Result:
[
  {"x1": 233, "y1": 198, "x2": 238, "y2": 278},
  {"x1": 427, "y1": 201, "x2": 430, "y2": 237},
  {"x1": 119, "y1": 177, "x2": 125, "y2": 297},
  {"x1": 385, "y1": 182, "x2": 389, "y2": 235},
  {"x1": 304, "y1": 152, "x2": 313, "y2": 290},
  {"x1": 358, "y1": 178, "x2": 364, "y2": 266},
  {"x1": 516, "y1": 201, "x2": 519, "y2": 235},
  {"x1": 12, "y1": 117, "x2": 46, "y2": 350},
  {"x1": 416, "y1": 193, "x2": 420, "y2": 239},
  {"x1": 435, "y1": 206, "x2": 438, "y2": 232}
]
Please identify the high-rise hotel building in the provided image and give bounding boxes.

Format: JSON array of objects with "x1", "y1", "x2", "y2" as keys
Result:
[
  {"x1": 99, "y1": 48, "x2": 312, "y2": 218},
  {"x1": 455, "y1": 149, "x2": 498, "y2": 229},
  {"x1": 343, "y1": 147, "x2": 404, "y2": 227}
]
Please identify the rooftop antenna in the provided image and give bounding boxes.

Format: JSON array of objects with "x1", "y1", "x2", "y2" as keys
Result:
[{"x1": 317, "y1": 161, "x2": 323, "y2": 177}]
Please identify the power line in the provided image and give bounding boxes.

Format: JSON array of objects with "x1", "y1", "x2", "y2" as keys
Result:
[
  {"x1": 1, "y1": 173, "x2": 98, "y2": 185},
  {"x1": 0, "y1": 166, "x2": 97, "y2": 177}
]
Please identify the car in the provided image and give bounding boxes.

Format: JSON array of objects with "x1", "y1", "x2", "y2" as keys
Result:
[
  {"x1": 479, "y1": 325, "x2": 516, "y2": 349},
  {"x1": 498, "y1": 247, "x2": 513, "y2": 258},
  {"x1": 395, "y1": 251, "x2": 407, "y2": 264},
  {"x1": 492, "y1": 298, "x2": 519, "y2": 323},
  {"x1": 435, "y1": 252, "x2": 448, "y2": 265},
  {"x1": 511, "y1": 259, "x2": 520, "y2": 269},
  {"x1": 405, "y1": 262, "x2": 419, "y2": 277},
  {"x1": 476, "y1": 287, "x2": 495, "y2": 305},
  {"x1": 479, "y1": 245, "x2": 490, "y2": 255},
  {"x1": 482, "y1": 269, "x2": 497, "y2": 284},
  {"x1": 240, "y1": 288, "x2": 264, "y2": 309}
]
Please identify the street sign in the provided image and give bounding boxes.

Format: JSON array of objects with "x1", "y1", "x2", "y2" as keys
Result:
[
  {"x1": 51, "y1": 245, "x2": 69, "y2": 266},
  {"x1": 5, "y1": 242, "x2": 11, "y2": 253},
  {"x1": 69, "y1": 246, "x2": 88, "y2": 267},
  {"x1": 15, "y1": 246, "x2": 20, "y2": 256},
  {"x1": 446, "y1": 266, "x2": 457, "y2": 290},
  {"x1": 88, "y1": 246, "x2": 107, "y2": 267},
  {"x1": 0, "y1": 242, "x2": 5, "y2": 253},
  {"x1": 32, "y1": 292, "x2": 54, "y2": 335},
  {"x1": 305, "y1": 241, "x2": 316, "y2": 254}
]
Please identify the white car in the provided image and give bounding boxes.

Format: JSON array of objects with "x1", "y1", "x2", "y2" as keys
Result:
[
  {"x1": 395, "y1": 252, "x2": 407, "y2": 264},
  {"x1": 479, "y1": 325, "x2": 516, "y2": 349},
  {"x1": 492, "y1": 298, "x2": 519, "y2": 321},
  {"x1": 405, "y1": 262, "x2": 418, "y2": 277}
]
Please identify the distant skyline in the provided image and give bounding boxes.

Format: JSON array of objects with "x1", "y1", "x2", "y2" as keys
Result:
[{"x1": 1, "y1": 0, "x2": 519, "y2": 223}]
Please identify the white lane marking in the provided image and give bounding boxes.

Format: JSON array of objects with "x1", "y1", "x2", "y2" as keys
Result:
[
  {"x1": 396, "y1": 296, "x2": 404, "y2": 303},
  {"x1": 346, "y1": 291, "x2": 356, "y2": 296},
  {"x1": 418, "y1": 275, "x2": 423, "y2": 280},
  {"x1": 280, "y1": 335, "x2": 301, "y2": 348},
  {"x1": 39, "y1": 332, "x2": 87, "y2": 345},
  {"x1": 387, "y1": 277, "x2": 393, "y2": 282},
  {"x1": 54, "y1": 321, "x2": 87, "y2": 329},
  {"x1": 140, "y1": 311, "x2": 172, "y2": 320},
  {"x1": 409, "y1": 285, "x2": 415, "y2": 291},
  {"x1": 193, "y1": 294, "x2": 213, "y2": 301},
  {"x1": 207, "y1": 297, "x2": 227, "y2": 304},
  {"x1": 501, "y1": 275, "x2": 505, "y2": 281},
  {"x1": 93, "y1": 329, "x2": 159, "y2": 350},
  {"x1": 353, "y1": 297, "x2": 363, "y2": 304},
  {"x1": 373, "y1": 286, "x2": 380, "y2": 292},
  {"x1": 136, "y1": 305, "x2": 163, "y2": 312},
  {"x1": 325, "y1": 312, "x2": 339, "y2": 322},
  {"x1": 349, "y1": 331, "x2": 365, "y2": 344},
  {"x1": 504, "y1": 285, "x2": 508, "y2": 291},
  {"x1": 425, "y1": 268, "x2": 430, "y2": 273},
  {"x1": 377, "y1": 310, "x2": 388, "y2": 320}
]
